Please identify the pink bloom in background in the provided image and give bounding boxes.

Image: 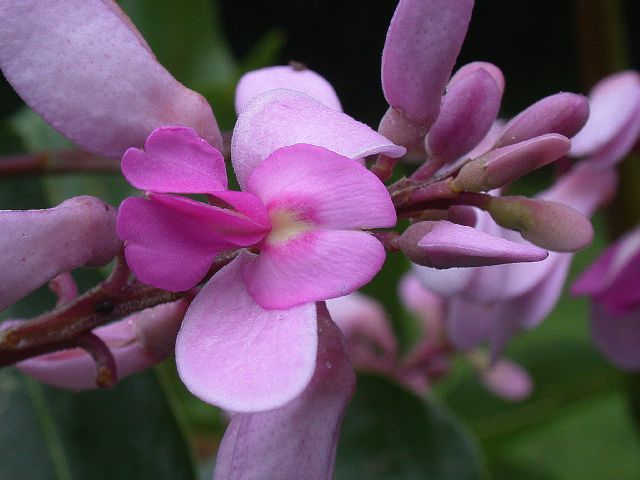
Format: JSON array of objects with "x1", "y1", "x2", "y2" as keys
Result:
[
  {"x1": 117, "y1": 113, "x2": 399, "y2": 410},
  {"x1": 572, "y1": 226, "x2": 640, "y2": 370}
]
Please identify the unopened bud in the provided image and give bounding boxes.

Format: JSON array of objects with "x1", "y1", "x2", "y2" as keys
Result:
[
  {"x1": 397, "y1": 220, "x2": 548, "y2": 268},
  {"x1": 452, "y1": 134, "x2": 570, "y2": 192},
  {"x1": 495, "y1": 92, "x2": 589, "y2": 148},
  {"x1": 485, "y1": 196, "x2": 594, "y2": 251},
  {"x1": 427, "y1": 67, "x2": 502, "y2": 163}
]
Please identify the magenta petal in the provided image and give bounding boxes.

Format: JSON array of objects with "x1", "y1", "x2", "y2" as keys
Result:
[
  {"x1": 495, "y1": 93, "x2": 589, "y2": 148},
  {"x1": 591, "y1": 302, "x2": 640, "y2": 370},
  {"x1": 235, "y1": 65, "x2": 342, "y2": 114},
  {"x1": 0, "y1": 196, "x2": 120, "y2": 311},
  {"x1": 449, "y1": 62, "x2": 505, "y2": 95},
  {"x1": 398, "y1": 220, "x2": 548, "y2": 268},
  {"x1": 244, "y1": 230, "x2": 386, "y2": 309},
  {"x1": 381, "y1": 0, "x2": 474, "y2": 128},
  {"x1": 117, "y1": 196, "x2": 261, "y2": 291},
  {"x1": 427, "y1": 68, "x2": 503, "y2": 163},
  {"x1": 232, "y1": 89, "x2": 405, "y2": 189},
  {"x1": 573, "y1": 227, "x2": 640, "y2": 312},
  {"x1": 571, "y1": 71, "x2": 640, "y2": 159},
  {"x1": 245, "y1": 144, "x2": 396, "y2": 229},
  {"x1": 176, "y1": 253, "x2": 318, "y2": 412},
  {"x1": 121, "y1": 126, "x2": 227, "y2": 194},
  {"x1": 213, "y1": 305, "x2": 354, "y2": 479},
  {"x1": 0, "y1": 0, "x2": 221, "y2": 157},
  {"x1": 16, "y1": 300, "x2": 188, "y2": 390}
]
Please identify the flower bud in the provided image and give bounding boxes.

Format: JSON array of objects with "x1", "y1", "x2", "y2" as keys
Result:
[
  {"x1": 426, "y1": 67, "x2": 502, "y2": 163},
  {"x1": 451, "y1": 133, "x2": 570, "y2": 192},
  {"x1": 485, "y1": 195, "x2": 594, "y2": 251},
  {"x1": 397, "y1": 220, "x2": 548, "y2": 268},
  {"x1": 495, "y1": 92, "x2": 589, "y2": 148}
]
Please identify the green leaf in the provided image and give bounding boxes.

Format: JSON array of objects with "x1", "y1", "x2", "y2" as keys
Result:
[
  {"x1": 0, "y1": 367, "x2": 197, "y2": 480},
  {"x1": 335, "y1": 374, "x2": 487, "y2": 480}
]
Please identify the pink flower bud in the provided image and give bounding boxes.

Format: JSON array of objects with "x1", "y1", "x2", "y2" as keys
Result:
[
  {"x1": 397, "y1": 220, "x2": 548, "y2": 268},
  {"x1": 452, "y1": 134, "x2": 570, "y2": 192},
  {"x1": 479, "y1": 359, "x2": 533, "y2": 402},
  {"x1": 495, "y1": 92, "x2": 589, "y2": 148},
  {"x1": 486, "y1": 195, "x2": 594, "y2": 252},
  {"x1": 427, "y1": 66, "x2": 502, "y2": 163}
]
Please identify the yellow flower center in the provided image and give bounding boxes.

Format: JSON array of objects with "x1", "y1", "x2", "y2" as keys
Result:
[{"x1": 267, "y1": 209, "x2": 313, "y2": 245}]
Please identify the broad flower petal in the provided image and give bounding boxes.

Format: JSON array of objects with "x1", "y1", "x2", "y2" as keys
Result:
[
  {"x1": 0, "y1": 196, "x2": 120, "y2": 311},
  {"x1": 244, "y1": 230, "x2": 386, "y2": 310},
  {"x1": 0, "y1": 0, "x2": 221, "y2": 157},
  {"x1": 235, "y1": 65, "x2": 342, "y2": 114},
  {"x1": 232, "y1": 89, "x2": 405, "y2": 189},
  {"x1": 213, "y1": 305, "x2": 354, "y2": 479},
  {"x1": 121, "y1": 126, "x2": 227, "y2": 194},
  {"x1": 245, "y1": 144, "x2": 396, "y2": 230},
  {"x1": 176, "y1": 253, "x2": 318, "y2": 412}
]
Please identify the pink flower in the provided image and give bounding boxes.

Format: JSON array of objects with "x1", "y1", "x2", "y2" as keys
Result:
[
  {"x1": 572, "y1": 225, "x2": 640, "y2": 370},
  {"x1": 117, "y1": 119, "x2": 398, "y2": 411}
]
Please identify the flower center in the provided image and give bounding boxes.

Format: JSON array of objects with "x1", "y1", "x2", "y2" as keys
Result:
[{"x1": 266, "y1": 209, "x2": 313, "y2": 245}]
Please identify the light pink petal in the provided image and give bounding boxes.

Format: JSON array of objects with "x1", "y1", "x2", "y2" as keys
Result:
[
  {"x1": 447, "y1": 298, "x2": 497, "y2": 349},
  {"x1": 398, "y1": 273, "x2": 445, "y2": 320},
  {"x1": 427, "y1": 68, "x2": 503, "y2": 163},
  {"x1": 121, "y1": 126, "x2": 227, "y2": 194},
  {"x1": 587, "y1": 107, "x2": 640, "y2": 168},
  {"x1": 0, "y1": 196, "x2": 120, "y2": 312},
  {"x1": 213, "y1": 305, "x2": 354, "y2": 479},
  {"x1": 16, "y1": 300, "x2": 188, "y2": 390},
  {"x1": 571, "y1": 71, "x2": 640, "y2": 158},
  {"x1": 398, "y1": 220, "x2": 548, "y2": 268},
  {"x1": 0, "y1": 0, "x2": 221, "y2": 157},
  {"x1": 480, "y1": 359, "x2": 533, "y2": 402},
  {"x1": 495, "y1": 93, "x2": 589, "y2": 148},
  {"x1": 245, "y1": 144, "x2": 396, "y2": 230},
  {"x1": 411, "y1": 263, "x2": 476, "y2": 298},
  {"x1": 327, "y1": 293, "x2": 397, "y2": 370},
  {"x1": 489, "y1": 254, "x2": 571, "y2": 359},
  {"x1": 235, "y1": 65, "x2": 342, "y2": 114},
  {"x1": 232, "y1": 89, "x2": 405, "y2": 189},
  {"x1": 176, "y1": 253, "x2": 318, "y2": 412},
  {"x1": 539, "y1": 162, "x2": 618, "y2": 217},
  {"x1": 591, "y1": 302, "x2": 640, "y2": 370},
  {"x1": 244, "y1": 230, "x2": 386, "y2": 309},
  {"x1": 381, "y1": 0, "x2": 474, "y2": 128},
  {"x1": 117, "y1": 195, "x2": 268, "y2": 291}
]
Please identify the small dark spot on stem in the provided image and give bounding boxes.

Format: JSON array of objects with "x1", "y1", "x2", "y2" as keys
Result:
[{"x1": 94, "y1": 299, "x2": 115, "y2": 314}]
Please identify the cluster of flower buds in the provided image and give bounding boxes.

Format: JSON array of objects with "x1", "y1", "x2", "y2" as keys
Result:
[{"x1": 1, "y1": 0, "x2": 639, "y2": 478}]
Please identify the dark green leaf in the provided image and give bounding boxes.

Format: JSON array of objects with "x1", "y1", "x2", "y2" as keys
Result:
[
  {"x1": 335, "y1": 374, "x2": 487, "y2": 480},
  {"x1": 0, "y1": 367, "x2": 197, "y2": 480}
]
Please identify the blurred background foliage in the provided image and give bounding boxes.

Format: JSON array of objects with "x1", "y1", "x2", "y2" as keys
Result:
[{"x1": 0, "y1": 0, "x2": 639, "y2": 479}]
